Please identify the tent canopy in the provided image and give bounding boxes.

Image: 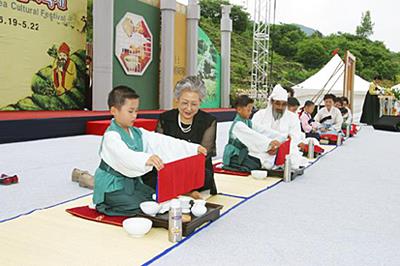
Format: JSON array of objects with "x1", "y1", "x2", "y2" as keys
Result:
[{"x1": 292, "y1": 54, "x2": 370, "y2": 97}]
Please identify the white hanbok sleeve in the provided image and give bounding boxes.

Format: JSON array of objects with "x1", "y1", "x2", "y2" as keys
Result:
[
  {"x1": 100, "y1": 131, "x2": 153, "y2": 178},
  {"x1": 288, "y1": 114, "x2": 305, "y2": 145},
  {"x1": 333, "y1": 109, "x2": 344, "y2": 131},
  {"x1": 251, "y1": 122, "x2": 285, "y2": 141},
  {"x1": 140, "y1": 128, "x2": 199, "y2": 163},
  {"x1": 346, "y1": 108, "x2": 353, "y2": 124},
  {"x1": 251, "y1": 110, "x2": 264, "y2": 126},
  {"x1": 232, "y1": 122, "x2": 273, "y2": 154},
  {"x1": 314, "y1": 109, "x2": 322, "y2": 123}
]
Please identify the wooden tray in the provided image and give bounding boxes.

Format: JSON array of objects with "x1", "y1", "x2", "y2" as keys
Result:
[
  {"x1": 136, "y1": 202, "x2": 223, "y2": 236},
  {"x1": 267, "y1": 167, "x2": 304, "y2": 180}
]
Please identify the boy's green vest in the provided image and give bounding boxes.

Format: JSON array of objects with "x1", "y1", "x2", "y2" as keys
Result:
[
  {"x1": 222, "y1": 115, "x2": 253, "y2": 168},
  {"x1": 93, "y1": 119, "x2": 145, "y2": 204}
]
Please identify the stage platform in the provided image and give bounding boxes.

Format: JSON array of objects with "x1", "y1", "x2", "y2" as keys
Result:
[{"x1": 0, "y1": 109, "x2": 235, "y2": 144}]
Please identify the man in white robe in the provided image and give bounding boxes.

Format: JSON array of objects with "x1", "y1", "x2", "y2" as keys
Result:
[{"x1": 252, "y1": 84, "x2": 308, "y2": 169}]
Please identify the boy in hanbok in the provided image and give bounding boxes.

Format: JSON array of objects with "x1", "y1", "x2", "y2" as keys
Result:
[
  {"x1": 223, "y1": 95, "x2": 281, "y2": 171},
  {"x1": 93, "y1": 86, "x2": 206, "y2": 216},
  {"x1": 287, "y1": 97, "x2": 300, "y2": 114}
]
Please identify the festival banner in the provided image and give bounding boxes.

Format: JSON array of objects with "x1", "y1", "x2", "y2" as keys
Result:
[
  {"x1": 198, "y1": 27, "x2": 221, "y2": 108},
  {"x1": 173, "y1": 4, "x2": 187, "y2": 97},
  {"x1": 0, "y1": 0, "x2": 87, "y2": 110},
  {"x1": 113, "y1": 0, "x2": 160, "y2": 110}
]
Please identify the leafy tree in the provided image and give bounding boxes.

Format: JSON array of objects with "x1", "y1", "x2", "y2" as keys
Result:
[
  {"x1": 270, "y1": 24, "x2": 307, "y2": 59},
  {"x1": 295, "y1": 38, "x2": 329, "y2": 69},
  {"x1": 198, "y1": 8, "x2": 399, "y2": 97},
  {"x1": 356, "y1": 11, "x2": 374, "y2": 38},
  {"x1": 200, "y1": 0, "x2": 250, "y2": 33}
]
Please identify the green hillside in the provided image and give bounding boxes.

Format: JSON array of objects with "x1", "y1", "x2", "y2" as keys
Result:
[{"x1": 199, "y1": 0, "x2": 400, "y2": 98}]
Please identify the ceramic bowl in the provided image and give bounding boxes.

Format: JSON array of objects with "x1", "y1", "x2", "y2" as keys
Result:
[
  {"x1": 179, "y1": 197, "x2": 192, "y2": 209},
  {"x1": 140, "y1": 201, "x2": 161, "y2": 216},
  {"x1": 251, "y1": 170, "x2": 268, "y2": 180},
  {"x1": 191, "y1": 203, "x2": 207, "y2": 217},
  {"x1": 122, "y1": 217, "x2": 152, "y2": 238},
  {"x1": 193, "y1": 199, "x2": 206, "y2": 206}
]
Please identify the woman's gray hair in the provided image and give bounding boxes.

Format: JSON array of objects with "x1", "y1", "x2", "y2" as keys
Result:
[{"x1": 174, "y1": 76, "x2": 206, "y2": 101}]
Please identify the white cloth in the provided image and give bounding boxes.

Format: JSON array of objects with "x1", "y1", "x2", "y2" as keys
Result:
[
  {"x1": 252, "y1": 107, "x2": 305, "y2": 145},
  {"x1": 231, "y1": 121, "x2": 275, "y2": 169},
  {"x1": 100, "y1": 128, "x2": 199, "y2": 178},
  {"x1": 269, "y1": 84, "x2": 288, "y2": 102},
  {"x1": 315, "y1": 107, "x2": 343, "y2": 132},
  {"x1": 344, "y1": 107, "x2": 353, "y2": 125},
  {"x1": 252, "y1": 107, "x2": 308, "y2": 169}
]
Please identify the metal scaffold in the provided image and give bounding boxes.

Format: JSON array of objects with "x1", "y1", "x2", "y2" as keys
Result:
[{"x1": 250, "y1": 0, "x2": 272, "y2": 100}]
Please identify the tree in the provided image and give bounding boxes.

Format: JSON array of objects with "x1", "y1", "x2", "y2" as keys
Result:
[
  {"x1": 356, "y1": 11, "x2": 374, "y2": 38},
  {"x1": 270, "y1": 24, "x2": 307, "y2": 59},
  {"x1": 295, "y1": 38, "x2": 329, "y2": 69},
  {"x1": 200, "y1": 0, "x2": 250, "y2": 33}
]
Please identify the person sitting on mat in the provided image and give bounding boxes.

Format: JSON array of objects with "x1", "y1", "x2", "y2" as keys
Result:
[
  {"x1": 334, "y1": 96, "x2": 343, "y2": 109},
  {"x1": 252, "y1": 84, "x2": 308, "y2": 169},
  {"x1": 333, "y1": 96, "x2": 351, "y2": 129},
  {"x1": 287, "y1": 97, "x2": 300, "y2": 114},
  {"x1": 151, "y1": 76, "x2": 218, "y2": 199},
  {"x1": 341, "y1": 97, "x2": 353, "y2": 128},
  {"x1": 299, "y1": 100, "x2": 320, "y2": 140},
  {"x1": 93, "y1": 86, "x2": 207, "y2": 216},
  {"x1": 223, "y1": 95, "x2": 281, "y2": 171},
  {"x1": 315, "y1": 94, "x2": 343, "y2": 134}
]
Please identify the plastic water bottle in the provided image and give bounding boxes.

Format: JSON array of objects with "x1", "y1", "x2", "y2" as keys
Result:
[
  {"x1": 168, "y1": 199, "x2": 182, "y2": 242},
  {"x1": 336, "y1": 133, "x2": 342, "y2": 146},
  {"x1": 346, "y1": 124, "x2": 351, "y2": 138},
  {"x1": 307, "y1": 139, "x2": 314, "y2": 159},
  {"x1": 283, "y1": 155, "x2": 291, "y2": 183}
]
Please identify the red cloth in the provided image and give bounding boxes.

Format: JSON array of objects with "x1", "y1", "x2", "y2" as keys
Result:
[
  {"x1": 66, "y1": 206, "x2": 127, "y2": 226},
  {"x1": 275, "y1": 139, "x2": 291, "y2": 166},
  {"x1": 320, "y1": 133, "x2": 339, "y2": 142},
  {"x1": 343, "y1": 124, "x2": 358, "y2": 137},
  {"x1": 331, "y1": 48, "x2": 340, "y2": 55},
  {"x1": 157, "y1": 154, "x2": 205, "y2": 203},
  {"x1": 212, "y1": 162, "x2": 250, "y2": 176},
  {"x1": 86, "y1": 119, "x2": 158, "y2": 135},
  {"x1": 302, "y1": 144, "x2": 325, "y2": 154}
]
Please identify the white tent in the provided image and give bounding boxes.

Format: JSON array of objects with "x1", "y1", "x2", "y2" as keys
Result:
[
  {"x1": 292, "y1": 54, "x2": 371, "y2": 119},
  {"x1": 392, "y1": 84, "x2": 400, "y2": 90},
  {"x1": 292, "y1": 54, "x2": 370, "y2": 100}
]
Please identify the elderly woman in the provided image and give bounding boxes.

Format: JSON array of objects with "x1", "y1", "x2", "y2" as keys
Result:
[{"x1": 147, "y1": 76, "x2": 217, "y2": 198}]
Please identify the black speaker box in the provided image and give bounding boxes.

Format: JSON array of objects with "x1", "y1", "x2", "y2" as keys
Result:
[{"x1": 373, "y1": 115, "x2": 400, "y2": 132}]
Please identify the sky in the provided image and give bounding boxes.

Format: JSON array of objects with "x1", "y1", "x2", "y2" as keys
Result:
[{"x1": 178, "y1": 0, "x2": 399, "y2": 53}]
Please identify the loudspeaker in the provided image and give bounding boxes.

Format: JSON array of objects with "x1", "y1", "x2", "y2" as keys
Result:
[{"x1": 373, "y1": 115, "x2": 400, "y2": 132}]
